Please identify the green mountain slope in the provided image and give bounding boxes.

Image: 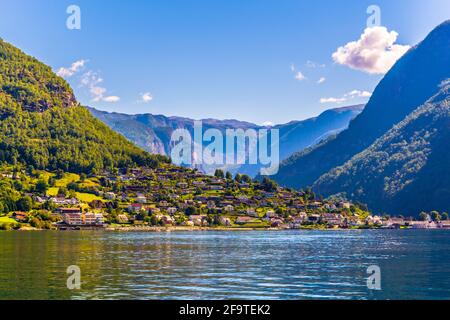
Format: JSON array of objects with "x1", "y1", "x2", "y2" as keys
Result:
[
  {"x1": 0, "y1": 38, "x2": 166, "y2": 173},
  {"x1": 314, "y1": 82, "x2": 450, "y2": 216},
  {"x1": 272, "y1": 20, "x2": 450, "y2": 189}
]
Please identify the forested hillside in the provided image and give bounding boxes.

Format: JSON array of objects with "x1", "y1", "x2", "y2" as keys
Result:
[
  {"x1": 0, "y1": 38, "x2": 167, "y2": 174},
  {"x1": 272, "y1": 20, "x2": 450, "y2": 190},
  {"x1": 314, "y1": 82, "x2": 450, "y2": 216}
]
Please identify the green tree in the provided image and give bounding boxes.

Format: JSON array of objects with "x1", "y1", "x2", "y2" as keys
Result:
[
  {"x1": 16, "y1": 196, "x2": 33, "y2": 212},
  {"x1": 185, "y1": 206, "x2": 197, "y2": 216},
  {"x1": 35, "y1": 179, "x2": 48, "y2": 194},
  {"x1": 430, "y1": 211, "x2": 441, "y2": 221},
  {"x1": 214, "y1": 169, "x2": 224, "y2": 179},
  {"x1": 419, "y1": 212, "x2": 429, "y2": 221}
]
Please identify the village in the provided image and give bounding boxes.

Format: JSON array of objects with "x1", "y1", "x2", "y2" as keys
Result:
[{"x1": 1, "y1": 164, "x2": 449, "y2": 231}]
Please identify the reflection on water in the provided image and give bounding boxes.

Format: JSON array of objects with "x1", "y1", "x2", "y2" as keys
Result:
[{"x1": 1, "y1": 230, "x2": 450, "y2": 300}]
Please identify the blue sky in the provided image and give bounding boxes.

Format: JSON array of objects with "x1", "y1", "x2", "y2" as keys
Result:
[{"x1": 0, "y1": 0, "x2": 449, "y2": 124}]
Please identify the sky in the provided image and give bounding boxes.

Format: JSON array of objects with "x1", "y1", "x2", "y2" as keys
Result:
[{"x1": 0, "y1": 0, "x2": 449, "y2": 125}]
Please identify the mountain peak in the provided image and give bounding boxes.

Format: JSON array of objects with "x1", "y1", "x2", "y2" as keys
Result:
[
  {"x1": 273, "y1": 20, "x2": 450, "y2": 190},
  {"x1": 0, "y1": 38, "x2": 77, "y2": 113}
]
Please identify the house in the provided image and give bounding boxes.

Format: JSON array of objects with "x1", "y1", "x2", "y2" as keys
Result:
[
  {"x1": 189, "y1": 215, "x2": 207, "y2": 226},
  {"x1": 51, "y1": 197, "x2": 79, "y2": 205},
  {"x1": 136, "y1": 195, "x2": 147, "y2": 204},
  {"x1": 35, "y1": 196, "x2": 49, "y2": 203},
  {"x1": 161, "y1": 215, "x2": 175, "y2": 225},
  {"x1": 321, "y1": 213, "x2": 344, "y2": 226},
  {"x1": 218, "y1": 216, "x2": 231, "y2": 226},
  {"x1": 63, "y1": 212, "x2": 83, "y2": 225},
  {"x1": 338, "y1": 202, "x2": 351, "y2": 209},
  {"x1": 105, "y1": 192, "x2": 116, "y2": 200},
  {"x1": 58, "y1": 208, "x2": 81, "y2": 215},
  {"x1": 266, "y1": 210, "x2": 277, "y2": 219},
  {"x1": 167, "y1": 207, "x2": 177, "y2": 215},
  {"x1": 117, "y1": 214, "x2": 129, "y2": 224},
  {"x1": 366, "y1": 215, "x2": 382, "y2": 226},
  {"x1": 270, "y1": 218, "x2": 284, "y2": 228},
  {"x1": 12, "y1": 212, "x2": 28, "y2": 222},
  {"x1": 224, "y1": 205, "x2": 234, "y2": 213},
  {"x1": 192, "y1": 181, "x2": 206, "y2": 187},
  {"x1": 84, "y1": 213, "x2": 104, "y2": 225},
  {"x1": 247, "y1": 208, "x2": 258, "y2": 217},
  {"x1": 383, "y1": 218, "x2": 406, "y2": 229},
  {"x1": 128, "y1": 203, "x2": 144, "y2": 213},
  {"x1": 235, "y1": 216, "x2": 254, "y2": 225},
  {"x1": 411, "y1": 221, "x2": 438, "y2": 229},
  {"x1": 150, "y1": 207, "x2": 161, "y2": 214},
  {"x1": 177, "y1": 182, "x2": 188, "y2": 189}
]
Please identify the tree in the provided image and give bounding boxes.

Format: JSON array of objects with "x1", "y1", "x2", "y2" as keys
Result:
[
  {"x1": 442, "y1": 212, "x2": 449, "y2": 221},
  {"x1": 16, "y1": 196, "x2": 33, "y2": 212},
  {"x1": 185, "y1": 206, "x2": 197, "y2": 216},
  {"x1": 225, "y1": 172, "x2": 233, "y2": 180},
  {"x1": 241, "y1": 175, "x2": 251, "y2": 183},
  {"x1": 262, "y1": 177, "x2": 278, "y2": 192},
  {"x1": 430, "y1": 211, "x2": 441, "y2": 221},
  {"x1": 234, "y1": 174, "x2": 242, "y2": 183},
  {"x1": 419, "y1": 212, "x2": 429, "y2": 221},
  {"x1": 214, "y1": 169, "x2": 224, "y2": 179},
  {"x1": 35, "y1": 179, "x2": 48, "y2": 194}
]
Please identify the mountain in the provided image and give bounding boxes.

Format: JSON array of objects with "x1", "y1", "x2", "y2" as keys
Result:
[
  {"x1": 272, "y1": 20, "x2": 450, "y2": 189},
  {"x1": 0, "y1": 38, "x2": 166, "y2": 173},
  {"x1": 88, "y1": 105, "x2": 363, "y2": 176},
  {"x1": 314, "y1": 81, "x2": 450, "y2": 216}
]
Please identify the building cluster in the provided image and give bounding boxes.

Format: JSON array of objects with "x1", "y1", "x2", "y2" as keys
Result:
[{"x1": 42, "y1": 166, "x2": 374, "y2": 229}]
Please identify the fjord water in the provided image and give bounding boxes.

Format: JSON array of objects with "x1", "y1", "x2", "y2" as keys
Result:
[{"x1": 1, "y1": 230, "x2": 450, "y2": 300}]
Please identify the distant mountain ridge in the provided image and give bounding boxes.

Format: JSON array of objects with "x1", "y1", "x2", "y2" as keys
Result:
[
  {"x1": 273, "y1": 20, "x2": 450, "y2": 190},
  {"x1": 88, "y1": 105, "x2": 364, "y2": 176}
]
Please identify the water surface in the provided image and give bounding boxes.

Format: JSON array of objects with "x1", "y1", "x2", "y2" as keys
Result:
[{"x1": 1, "y1": 230, "x2": 450, "y2": 300}]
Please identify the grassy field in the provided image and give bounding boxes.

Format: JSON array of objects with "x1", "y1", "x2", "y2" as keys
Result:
[
  {"x1": 75, "y1": 192, "x2": 104, "y2": 203},
  {"x1": 0, "y1": 216, "x2": 17, "y2": 224},
  {"x1": 47, "y1": 187, "x2": 59, "y2": 197},
  {"x1": 55, "y1": 173, "x2": 80, "y2": 187}
]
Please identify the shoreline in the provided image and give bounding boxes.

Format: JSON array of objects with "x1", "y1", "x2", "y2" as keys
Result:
[{"x1": 4, "y1": 225, "x2": 438, "y2": 232}]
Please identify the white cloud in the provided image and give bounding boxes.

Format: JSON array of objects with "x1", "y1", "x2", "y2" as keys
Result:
[
  {"x1": 320, "y1": 89, "x2": 372, "y2": 104},
  {"x1": 345, "y1": 90, "x2": 372, "y2": 98},
  {"x1": 320, "y1": 97, "x2": 347, "y2": 104},
  {"x1": 290, "y1": 64, "x2": 307, "y2": 81},
  {"x1": 140, "y1": 92, "x2": 153, "y2": 103},
  {"x1": 103, "y1": 96, "x2": 120, "y2": 103},
  {"x1": 332, "y1": 26, "x2": 410, "y2": 74},
  {"x1": 317, "y1": 77, "x2": 326, "y2": 84},
  {"x1": 57, "y1": 59, "x2": 87, "y2": 78},
  {"x1": 80, "y1": 71, "x2": 120, "y2": 103},
  {"x1": 295, "y1": 71, "x2": 307, "y2": 81}
]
